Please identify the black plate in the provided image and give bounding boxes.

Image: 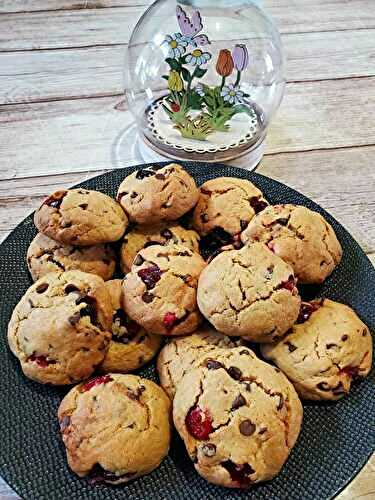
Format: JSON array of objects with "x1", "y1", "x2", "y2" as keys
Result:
[{"x1": 0, "y1": 162, "x2": 374, "y2": 500}]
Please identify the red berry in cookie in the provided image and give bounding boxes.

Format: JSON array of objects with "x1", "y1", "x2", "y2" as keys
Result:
[
  {"x1": 137, "y1": 265, "x2": 162, "y2": 289},
  {"x1": 185, "y1": 406, "x2": 213, "y2": 440},
  {"x1": 80, "y1": 375, "x2": 113, "y2": 393}
]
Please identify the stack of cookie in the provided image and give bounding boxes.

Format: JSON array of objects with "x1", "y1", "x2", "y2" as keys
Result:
[{"x1": 7, "y1": 164, "x2": 372, "y2": 489}]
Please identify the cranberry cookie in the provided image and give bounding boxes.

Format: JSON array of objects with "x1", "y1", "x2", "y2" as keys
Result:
[
  {"x1": 241, "y1": 204, "x2": 342, "y2": 284},
  {"x1": 117, "y1": 163, "x2": 199, "y2": 224},
  {"x1": 123, "y1": 244, "x2": 205, "y2": 336},
  {"x1": 261, "y1": 299, "x2": 373, "y2": 400},
  {"x1": 99, "y1": 280, "x2": 162, "y2": 373},
  {"x1": 120, "y1": 222, "x2": 200, "y2": 273},
  {"x1": 173, "y1": 347, "x2": 302, "y2": 488},
  {"x1": 27, "y1": 233, "x2": 116, "y2": 281},
  {"x1": 34, "y1": 188, "x2": 127, "y2": 246},
  {"x1": 157, "y1": 325, "x2": 243, "y2": 399},
  {"x1": 58, "y1": 374, "x2": 171, "y2": 483},
  {"x1": 8, "y1": 270, "x2": 112, "y2": 385},
  {"x1": 197, "y1": 243, "x2": 301, "y2": 342}
]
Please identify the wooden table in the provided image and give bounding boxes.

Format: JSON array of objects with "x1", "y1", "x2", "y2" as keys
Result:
[{"x1": 0, "y1": 1, "x2": 374, "y2": 498}]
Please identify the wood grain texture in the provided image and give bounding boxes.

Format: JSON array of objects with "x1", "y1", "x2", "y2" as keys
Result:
[{"x1": 2, "y1": 28, "x2": 375, "y2": 105}]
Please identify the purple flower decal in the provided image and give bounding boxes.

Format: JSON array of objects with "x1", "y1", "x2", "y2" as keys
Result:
[{"x1": 232, "y1": 44, "x2": 249, "y2": 72}]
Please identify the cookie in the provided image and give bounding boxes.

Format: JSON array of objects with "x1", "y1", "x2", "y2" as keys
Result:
[
  {"x1": 157, "y1": 325, "x2": 243, "y2": 399},
  {"x1": 117, "y1": 163, "x2": 199, "y2": 224},
  {"x1": 197, "y1": 243, "x2": 301, "y2": 342},
  {"x1": 173, "y1": 347, "x2": 302, "y2": 488},
  {"x1": 99, "y1": 280, "x2": 162, "y2": 373},
  {"x1": 241, "y1": 204, "x2": 342, "y2": 284},
  {"x1": 123, "y1": 244, "x2": 206, "y2": 336},
  {"x1": 8, "y1": 270, "x2": 112, "y2": 385},
  {"x1": 192, "y1": 177, "x2": 268, "y2": 257},
  {"x1": 27, "y1": 233, "x2": 116, "y2": 282},
  {"x1": 261, "y1": 299, "x2": 373, "y2": 400},
  {"x1": 34, "y1": 188, "x2": 127, "y2": 246},
  {"x1": 120, "y1": 222, "x2": 200, "y2": 273},
  {"x1": 58, "y1": 374, "x2": 171, "y2": 483}
]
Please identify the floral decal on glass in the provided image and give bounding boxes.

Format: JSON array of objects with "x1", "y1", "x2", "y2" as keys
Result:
[{"x1": 161, "y1": 5, "x2": 251, "y2": 141}]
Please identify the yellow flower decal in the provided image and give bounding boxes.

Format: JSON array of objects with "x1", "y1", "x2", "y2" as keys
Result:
[{"x1": 168, "y1": 70, "x2": 184, "y2": 92}]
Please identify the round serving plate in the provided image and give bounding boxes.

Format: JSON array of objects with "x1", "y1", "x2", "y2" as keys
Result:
[{"x1": 0, "y1": 162, "x2": 374, "y2": 500}]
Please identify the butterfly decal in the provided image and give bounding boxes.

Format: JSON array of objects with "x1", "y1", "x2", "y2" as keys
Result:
[{"x1": 176, "y1": 5, "x2": 210, "y2": 47}]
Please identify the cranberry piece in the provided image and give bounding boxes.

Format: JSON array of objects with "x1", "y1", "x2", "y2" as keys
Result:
[
  {"x1": 279, "y1": 275, "x2": 296, "y2": 292},
  {"x1": 81, "y1": 375, "x2": 113, "y2": 393},
  {"x1": 28, "y1": 353, "x2": 55, "y2": 367},
  {"x1": 199, "y1": 227, "x2": 233, "y2": 261},
  {"x1": 43, "y1": 190, "x2": 67, "y2": 209},
  {"x1": 137, "y1": 265, "x2": 162, "y2": 289},
  {"x1": 297, "y1": 301, "x2": 321, "y2": 323},
  {"x1": 185, "y1": 406, "x2": 213, "y2": 440},
  {"x1": 221, "y1": 460, "x2": 254, "y2": 487},
  {"x1": 249, "y1": 197, "x2": 268, "y2": 214},
  {"x1": 340, "y1": 366, "x2": 360, "y2": 378},
  {"x1": 163, "y1": 312, "x2": 177, "y2": 330},
  {"x1": 267, "y1": 241, "x2": 275, "y2": 253},
  {"x1": 171, "y1": 102, "x2": 180, "y2": 112}
]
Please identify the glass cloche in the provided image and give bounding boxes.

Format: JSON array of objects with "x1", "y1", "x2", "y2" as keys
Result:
[{"x1": 124, "y1": 0, "x2": 284, "y2": 167}]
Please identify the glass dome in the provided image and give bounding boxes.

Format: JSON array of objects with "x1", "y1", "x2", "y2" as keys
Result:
[{"x1": 124, "y1": 0, "x2": 284, "y2": 165}]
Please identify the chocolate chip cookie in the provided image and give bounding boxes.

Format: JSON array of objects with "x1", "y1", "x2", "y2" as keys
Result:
[
  {"x1": 123, "y1": 244, "x2": 206, "y2": 336},
  {"x1": 241, "y1": 204, "x2": 342, "y2": 284},
  {"x1": 117, "y1": 163, "x2": 199, "y2": 224},
  {"x1": 261, "y1": 299, "x2": 373, "y2": 400},
  {"x1": 27, "y1": 233, "x2": 116, "y2": 281},
  {"x1": 120, "y1": 222, "x2": 200, "y2": 273},
  {"x1": 173, "y1": 347, "x2": 302, "y2": 488},
  {"x1": 157, "y1": 325, "x2": 243, "y2": 399},
  {"x1": 99, "y1": 280, "x2": 162, "y2": 373},
  {"x1": 34, "y1": 188, "x2": 127, "y2": 246},
  {"x1": 197, "y1": 243, "x2": 301, "y2": 342},
  {"x1": 8, "y1": 270, "x2": 112, "y2": 385},
  {"x1": 58, "y1": 374, "x2": 171, "y2": 483},
  {"x1": 192, "y1": 177, "x2": 268, "y2": 258}
]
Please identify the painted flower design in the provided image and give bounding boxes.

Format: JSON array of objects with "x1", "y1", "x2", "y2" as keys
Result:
[
  {"x1": 168, "y1": 70, "x2": 184, "y2": 92},
  {"x1": 195, "y1": 83, "x2": 205, "y2": 96},
  {"x1": 164, "y1": 33, "x2": 188, "y2": 58},
  {"x1": 232, "y1": 44, "x2": 249, "y2": 71},
  {"x1": 186, "y1": 48, "x2": 211, "y2": 66},
  {"x1": 221, "y1": 84, "x2": 245, "y2": 105}
]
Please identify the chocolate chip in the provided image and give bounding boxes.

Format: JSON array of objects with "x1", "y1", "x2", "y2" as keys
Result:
[
  {"x1": 243, "y1": 382, "x2": 252, "y2": 392},
  {"x1": 117, "y1": 192, "x2": 127, "y2": 201},
  {"x1": 284, "y1": 341, "x2": 297, "y2": 353},
  {"x1": 258, "y1": 426, "x2": 267, "y2": 435},
  {"x1": 68, "y1": 312, "x2": 81, "y2": 326},
  {"x1": 155, "y1": 173, "x2": 165, "y2": 180},
  {"x1": 133, "y1": 254, "x2": 145, "y2": 266},
  {"x1": 274, "y1": 367, "x2": 281, "y2": 373},
  {"x1": 79, "y1": 203, "x2": 88, "y2": 210},
  {"x1": 136, "y1": 169, "x2": 155, "y2": 180},
  {"x1": 221, "y1": 460, "x2": 254, "y2": 486},
  {"x1": 142, "y1": 292, "x2": 154, "y2": 303},
  {"x1": 231, "y1": 394, "x2": 246, "y2": 410},
  {"x1": 65, "y1": 284, "x2": 79, "y2": 294},
  {"x1": 276, "y1": 394, "x2": 284, "y2": 410},
  {"x1": 362, "y1": 329, "x2": 368, "y2": 337},
  {"x1": 249, "y1": 197, "x2": 268, "y2": 214},
  {"x1": 43, "y1": 190, "x2": 67, "y2": 209},
  {"x1": 160, "y1": 228, "x2": 173, "y2": 239},
  {"x1": 201, "y1": 443, "x2": 216, "y2": 457},
  {"x1": 326, "y1": 343, "x2": 337, "y2": 349},
  {"x1": 239, "y1": 419, "x2": 256, "y2": 436},
  {"x1": 177, "y1": 250, "x2": 190, "y2": 256},
  {"x1": 341, "y1": 335, "x2": 348, "y2": 341},
  {"x1": 36, "y1": 283, "x2": 48, "y2": 293},
  {"x1": 228, "y1": 366, "x2": 242, "y2": 380},
  {"x1": 130, "y1": 191, "x2": 137, "y2": 198},
  {"x1": 239, "y1": 349, "x2": 250, "y2": 356},
  {"x1": 206, "y1": 359, "x2": 222, "y2": 370},
  {"x1": 240, "y1": 220, "x2": 248, "y2": 231},
  {"x1": 317, "y1": 382, "x2": 331, "y2": 391},
  {"x1": 277, "y1": 217, "x2": 289, "y2": 226}
]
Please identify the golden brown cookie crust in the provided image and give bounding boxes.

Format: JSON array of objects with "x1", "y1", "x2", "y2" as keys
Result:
[
  {"x1": 123, "y1": 244, "x2": 206, "y2": 336},
  {"x1": 58, "y1": 374, "x2": 171, "y2": 483},
  {"x1": 261, "y1": 299, "x2": 373, "y2": 400},
  {"x1": 117, "y1": 163, "x2": 199, "y2": 224},
  {"x1": 197, "y1": 243, "x2": 301, "y2": 342},
  {"x1": 99, "y1": 280, "x2": 162, "y2": 373},
  {"x1": 8, "y1": 270, "x2": 112, "y2": 385},
  {"x1": 192, "y1": 177, "x2": 268, "y2": 236},
  {"x1": 27, "y1": 233, "x2": 116, "y2": 281},
  {"x1": 120, "y1": 222, "x2": 200, "y2": 273},
  {"x1": 173, "y1": 347, "x2": 302, "y2": 488},
  {"x1": 241, "y1": 204, "x2": 342, "y2": 284},
  {"x1": 157, "y1": 325, "x2": 243, "y2": 399},
  {"x1": 34, "y1": 188, "x2": 127, "y2": 246}
]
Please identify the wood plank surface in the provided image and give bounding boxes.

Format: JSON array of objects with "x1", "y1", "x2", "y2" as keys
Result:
[{"x1": 2, "y1": 28, "x2": 375, "y2": 105}]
